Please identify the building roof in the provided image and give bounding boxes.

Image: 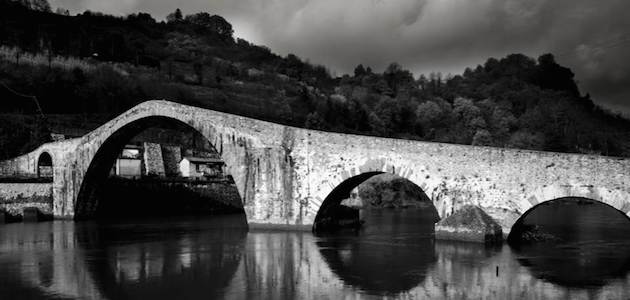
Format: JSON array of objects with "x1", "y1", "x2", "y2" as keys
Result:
[
  {"x1": 182, "y1": 156, "x2": 225, "y2": 164},
  {"x1": 123, "y1": 144, "x2": 144, "y2": 150}
]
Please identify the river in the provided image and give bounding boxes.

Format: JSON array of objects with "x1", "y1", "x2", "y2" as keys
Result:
[{"x1": 1, "y1": 207, "x2": 629, "y2": 299}]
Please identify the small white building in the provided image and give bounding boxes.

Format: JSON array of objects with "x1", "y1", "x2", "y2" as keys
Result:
[
  {"x1": 111, "y1": 145, "x2": 143, "y2": 178},
  {"x1": 179, "y1": 156, "x2": 225, "y2": 178}
]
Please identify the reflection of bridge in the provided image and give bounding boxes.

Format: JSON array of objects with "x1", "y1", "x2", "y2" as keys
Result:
[
  {"x1": 1, "y1": 100, "x2": 629, "y2": 233},
  {"x1": 3, "y1": 221, "x2": 629, "y2": 299}
]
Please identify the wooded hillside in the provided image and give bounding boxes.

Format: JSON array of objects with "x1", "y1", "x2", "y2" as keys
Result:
[{"x1": 1, "y1": 0, "x2": 628, "y2": 159}]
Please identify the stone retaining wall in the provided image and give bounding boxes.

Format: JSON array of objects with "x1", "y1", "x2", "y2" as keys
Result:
[{"x1": 0, "y1": 182, "x2": 53, "y2": 218}]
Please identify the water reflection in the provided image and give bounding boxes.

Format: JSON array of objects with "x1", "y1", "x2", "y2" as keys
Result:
[
  {"x1": 0, "y1": 221, "x2": 106, "y2": 299},
  {"x1": 78, "y1": 216, "x2": 248, "y2": 300},
  {"x1": 316, "y1": 208, "x2": 436, "y2": 295},
  {"x1": 509, "y1": 198, "x2": 630, "y2": 289},
  {"x1": 0, "y1": 211, "x2": 629, "y2": 299},
  {"x1": 513, "y1": 241, "x2": 630, "y2": 288}
]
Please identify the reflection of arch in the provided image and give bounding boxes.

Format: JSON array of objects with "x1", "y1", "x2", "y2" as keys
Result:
[
  {"x1": 316, "y1": 228, "x2": 436, "y2": 295},
  {"x1": 37, "y1": 151, "x2": 53, "y2": 178},
  {"x1": 513, "y1": 239, "x2": 630, "y2": 287},
  {"x1": 75, "y1": 217, "x2": 247, "y2": 299},
  {"x1": 313, "y1": 171, "x2": 438, "y2": 232},
  {"x1": 75, "y1": 116, "x2": 244, "y2": 220},
  {"x1": 509, "y1": 196, "x2": 630, "y2": 242}
]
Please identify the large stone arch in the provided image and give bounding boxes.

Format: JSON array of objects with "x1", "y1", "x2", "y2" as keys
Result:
[
  {"x1": 54, "y1": 101, "x2": 269, "y2": 221},
  {"x1": 74, "y1": 116, "x2": 238, "y2": 218}
]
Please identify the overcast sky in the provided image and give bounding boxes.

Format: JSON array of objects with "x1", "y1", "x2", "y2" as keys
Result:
[{"x1": 50, "y1": 0, "x2": 630, "y2": 114}]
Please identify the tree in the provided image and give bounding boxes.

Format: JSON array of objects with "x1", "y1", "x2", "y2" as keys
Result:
[
  {"x1": 453, "y1": 97, "x2": 483, "y2": 126},
  {"x1": 184, "y1": 13, "x2": 234, "y2": 40},
  {"x1": 508, "y1": 131, "x2": 544, "y2": 150},
  {"x1": 490, "y1": 107, "x2": 517, "y2": 144},
  {"x1": 417, "y1": 74, "x2": 428, "y2": 90},
  {"x1": 304, "y1": 112, "x2": 326, "y2": 130},
  {"x1": 354, "y1": 64, "x2": 366, "y2": 77},
  {"x1": 128, "y1": 12, "x2": 156, "y2": 24},
  {"x1": 383, "y1": 62, "x2": 415, "y2": 96},
  {"x1": 536, "y1": 53, "x2": 579, "y2": 95},
  {"x1": 472, "y1": 129, "x2": 492, "y2": 146},
  {"x1": 368, "y1": 112, "x2": 388, "y2": 136},
  {"x1": 193, "y1": 62, "x2": 204, "y2": 84},
  {"x1": 416, "y1": 101, "x2": 443, "y2": 132},
  {"x1": 22, "y1": 0, "x2": 51, "y2": 11},
  {"x1": 20, "y1": 116, "x2": 51, "y2": 154},
  {"x1": 166, "y1": 8, "x2": 183, "y2": 23},
  {"x1": 452, "y1": 97, "x2": 487, "y2": 141},
  {"x1": 55, "y1": 7, "x2": 69, "y2": 15},
  {"x1": 277, "y1": 97, "x2": 293, "y2": 121}
]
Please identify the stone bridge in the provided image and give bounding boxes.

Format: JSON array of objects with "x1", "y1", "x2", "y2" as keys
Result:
[{"x1": 1, "y1": 100, "x2": 629, "y2": 233}]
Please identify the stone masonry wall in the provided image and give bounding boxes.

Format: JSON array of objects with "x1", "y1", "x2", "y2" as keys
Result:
[
  {"x1": 0, "y1": 182, "x2": 53, "y2": 217},
  {"x1": 297, "y1": 129, "x2": 630, "y2": 232},
  {"x1": 162, "y1": 145, "x2": 182, "y2": 176},
  {"x1": 143, "y1": 142, "x2": 165, "y2": 176}
]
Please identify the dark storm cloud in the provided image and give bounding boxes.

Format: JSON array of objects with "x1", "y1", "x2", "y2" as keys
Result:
[{"x1": 49, "y1": 0, "x2": 630, "y2": 114}]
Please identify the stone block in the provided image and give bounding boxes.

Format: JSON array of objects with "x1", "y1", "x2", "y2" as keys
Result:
[{"x1": 435, "y1": 205, "x2": 503, "y2": 243}]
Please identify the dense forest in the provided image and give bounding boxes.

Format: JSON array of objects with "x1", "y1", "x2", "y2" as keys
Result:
[{"x1": 1, "y1": 0, "x2": 629, "y2": 160}]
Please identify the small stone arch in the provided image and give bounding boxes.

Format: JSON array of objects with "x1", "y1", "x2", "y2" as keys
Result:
[
  {"x1": 520, "y1": 184, "x2": 630, "y2": 218},
  {"x1": 508, "y1": 196, "x2": 630, "y2": 242},
  {"x1": 37, "y1": 151, "x2": 53, "y2": 178},
  {"x1": 313, "y1": 160, "x2": 438, "y2": 231}
]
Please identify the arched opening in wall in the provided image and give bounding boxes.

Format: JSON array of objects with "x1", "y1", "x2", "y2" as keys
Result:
[
  {"x1": 508, "y1": 197, "x2": 630, "y2": 287},
  {"x1": 313, "y1": 172, "x2": 439, "y2": 295},
  {"x1": 314, "y1": 172, "x2": 439, "y2": 233},
  {"x1": 75, "y1": 116, "x2": 246, "y2": 223},
  {"x1": 508, "y1": 197, "x2": 630, "y2": 244},
  {"x1": 37, "y1": 152, "x2": 52, "y2": 178}
]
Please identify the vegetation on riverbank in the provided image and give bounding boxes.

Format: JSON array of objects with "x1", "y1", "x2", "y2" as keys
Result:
[
  {"x1": 358, "y1": 174, "x2": 433, "y2": 209},
  {"x1": 1, "y1": 0, "x2": 629, "y2": 160}
]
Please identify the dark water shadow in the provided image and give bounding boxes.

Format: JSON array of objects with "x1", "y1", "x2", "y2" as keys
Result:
[
  {"x1": 513, "y1": 240, "x2": 630, "y2": 288},
  {"x1": 315, "y1": 208, "x2": 436, "y2": 296}
]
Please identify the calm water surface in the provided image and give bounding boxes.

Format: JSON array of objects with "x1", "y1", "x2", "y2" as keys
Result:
[{"x1": 1, "y1": 208, "x2": 629, "y2": 300}]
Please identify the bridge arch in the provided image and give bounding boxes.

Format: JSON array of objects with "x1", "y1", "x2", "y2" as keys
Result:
[
  {"x1": 508, "y1": 196, "x2": 630, "y2": 242},
  {"x1": 313, "y1": 161, "x2": 439, "y2": 231},
  {"x1": 74, "y1": 114, "x2": 246, "y2": 220},
  {"x1": 37, "y1": 151, "x2": 53, "y2": 178},
  {"x1": 520, "y1": 184, "x2": 630, "y2": 219}
]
